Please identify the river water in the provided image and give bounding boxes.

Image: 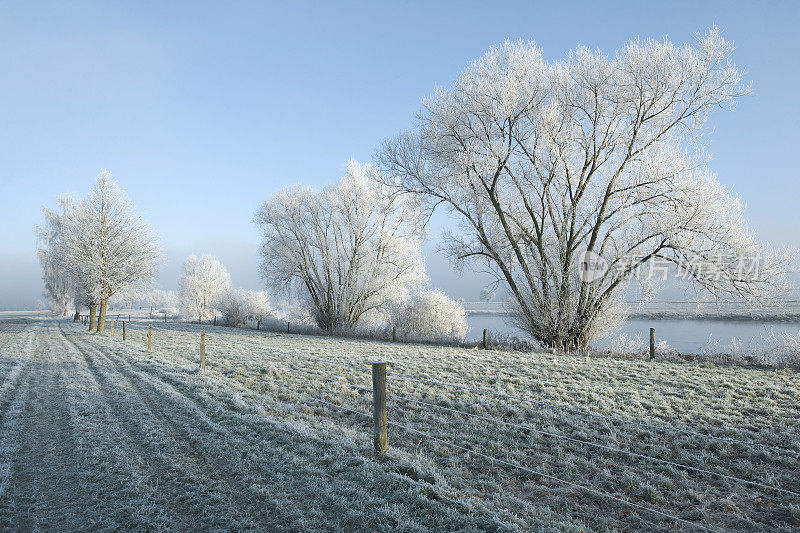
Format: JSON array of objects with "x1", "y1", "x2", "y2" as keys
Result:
[{"x1": 466, "y1": 314, "x2": 800, "y2": 353}]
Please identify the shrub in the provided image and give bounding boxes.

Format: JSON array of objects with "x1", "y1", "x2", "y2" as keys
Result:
[
  {"x1": 391, "y1": 290, "x2": 468, "y2": 343},
  {"x1": 217, "y1": 289, "x2": 275, "y2": 328}
]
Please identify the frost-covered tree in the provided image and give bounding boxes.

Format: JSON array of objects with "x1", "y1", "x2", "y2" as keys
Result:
[
  {"x1": 63, "y1": 171, "x2": 160, "y2": 333},
  {"x1": 379, "y1": 28, "x2": 785, "y2": 350},
  {"x1": 215, "y1": 288, "x2": 274, "y2": 328},
  {"x1": 254, "y1": 160, "x2": 427, "y2": 332},
  {"x1": 215, "y1": 288, "x2": 250, "y2": 327},
  {"x1": 178, "y1": 254, "x2": 231, "y2": 323},
  {"x1": 244, "y1": 290, "x2": 275, "y2": 328},
  {"x1": 479, "y1": 288, "x2": 496, "y2": 303},
  {"x1": 147, "y1": 289, "x2": 179, "y2": 318},
  {"x1": 36, "y1": 196, "x2": 78, "y2": 317},
  {"x1": 391, "y1": 290, "x2": 468, "y2": 343}
]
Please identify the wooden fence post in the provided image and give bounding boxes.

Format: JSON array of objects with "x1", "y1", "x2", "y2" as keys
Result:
[
  {"x1": 122, "y1": 321, "x2": 126, "y2": 341},
  {"x1": 483, "y1": 328, "x2": 487, "y2": 350},
  {"x1": 287, "y1": 321, "x2": 290, "y2": 334},
  {"x1": 109, "y1": 321, "x2": 114, "y2": 337},
  {"x1": 147, "y1": 324, "x2": 152, "y2": 352},
  {"x1": 372, "y1": 362, "x2": 388, "y2": 453},
  {"x1": 649, "y1": 327, "x2": 655, "y2": 361},
  {"x1": 200, "y1": 330, "x2": 206, "y2": 373},
  {"x1": 213, "y1": 315, "x2": 216, "y2": 326},
  {"x1": 392, "y1": 326, "x2": 396, "y2": 342}
]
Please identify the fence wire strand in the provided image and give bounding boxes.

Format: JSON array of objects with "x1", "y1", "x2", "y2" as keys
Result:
[
  {"x1": 387, "y1": 369, "x2": 800, "y2": 457},
  {"x1": 389, "y1": 420, "x2": 717, "y2": 532},
  {"x1": 393, "y1": 394, "x2": 800, "y2": 497}
]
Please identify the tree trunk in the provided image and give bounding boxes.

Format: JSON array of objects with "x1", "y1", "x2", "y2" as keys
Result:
[
  {"x1": 63, "y1": 298, "x2": 69, "y2": 317},
  {"x1": 89, "y1": 303, "x2": 97, "y2": 331},
  {"x1": 97, "y1": 299, "x2": 108, "y2": 333}
]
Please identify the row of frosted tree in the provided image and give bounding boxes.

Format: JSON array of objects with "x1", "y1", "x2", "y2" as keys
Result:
[{"x1": 38, "y1": 28, "x2": 789, "y2": 350}]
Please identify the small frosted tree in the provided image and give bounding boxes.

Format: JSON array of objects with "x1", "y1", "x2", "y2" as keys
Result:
[
  {"x1": 178, "y1": 254, "x2": 231, "y2": 322},
  {"x1": 36, "y1": 196, "x2": 77, "y2": 317},
  {"x1": 479, "y1": 288, "x2": 496, "y2": 303},
  {"x1": 63, "y1": 172, "x2": 159, "y2": 333},
  {"x1": 215, "y1": 288, "x2": 273, "y2": 328},
  {"x1": 216, "y1": 288, "x2": 249, "y2": 327},
  {"x1": 379, "y1": 28, "x2": 786, "y2": 350},
  {"x1": 147, "y1": 289, "x2": 179, "y2": 318},
  {"x1": 245, "y1": 290, "x2": 274, "y2": 328},
  {"x1": 254, "y1": 160, "x2": 427, "y2": 332},
  {"x1": 391, "y1": 290, "x2": 468, "y2": 343}
]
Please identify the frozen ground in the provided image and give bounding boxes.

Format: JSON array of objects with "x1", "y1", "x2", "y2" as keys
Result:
[{"x1": 1, "y1": 315, "x2": 800, "y2": 531}]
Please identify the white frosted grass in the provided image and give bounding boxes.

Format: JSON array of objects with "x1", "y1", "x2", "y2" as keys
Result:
[{"x1": 116, "y1": 319, "x2": 800, "y2": 531}]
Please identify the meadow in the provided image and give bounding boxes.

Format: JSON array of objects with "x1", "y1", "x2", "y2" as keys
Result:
[{"x1": 80, "y1": 315, "x2": 800, "y2": 530}]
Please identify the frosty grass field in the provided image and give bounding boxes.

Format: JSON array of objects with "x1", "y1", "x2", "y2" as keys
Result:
[{"x1": 1, "y1": 314, "x2": 799, "y2": 531}]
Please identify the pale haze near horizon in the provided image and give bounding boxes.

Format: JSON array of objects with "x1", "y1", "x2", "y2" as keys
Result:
[{"x1": 1, "y1": 1, "x2": 798, "y2": 309}]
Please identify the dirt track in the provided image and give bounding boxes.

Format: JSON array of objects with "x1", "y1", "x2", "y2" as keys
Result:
[{"x1": 0, "y1": 319, "x2": 493, "y2": 532}]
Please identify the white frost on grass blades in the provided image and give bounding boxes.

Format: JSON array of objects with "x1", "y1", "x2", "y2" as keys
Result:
[{"x1": 119, "y1": 319, "x2": 800, "y2": 531}]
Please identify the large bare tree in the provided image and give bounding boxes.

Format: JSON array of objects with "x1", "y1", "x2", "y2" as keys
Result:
[{"x1": 379, "y1": 28, "x2": 785, "y2": 350}]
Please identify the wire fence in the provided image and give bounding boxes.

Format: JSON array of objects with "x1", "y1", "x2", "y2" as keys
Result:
[{"x1": 98, "y1": 319, "x2": 800, "y2": 531}]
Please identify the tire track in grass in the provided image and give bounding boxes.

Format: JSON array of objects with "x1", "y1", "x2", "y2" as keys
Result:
[
  {"x1": 0, "y1": 324, "x2": 34, "y2": 425},
  {"x1": 4, "y1": 319, "x2": 183, "y2": 530},
  {"x1": 0, "y1": 325, "x2": 38, "y2": 525},
  {"x1": 65, "y1": 323, "x2": 429, "y2": 531},
  {"x1": 1, "y1": 323, "x2": 105, "y2": 531},
  {"x1": 58, "y1": 321, "x2": 288, "y2": 530}
]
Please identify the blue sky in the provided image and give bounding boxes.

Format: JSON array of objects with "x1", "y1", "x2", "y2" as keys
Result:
[{"x1": 1, "y1": 1, "x2": 798, "y2": 308}]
